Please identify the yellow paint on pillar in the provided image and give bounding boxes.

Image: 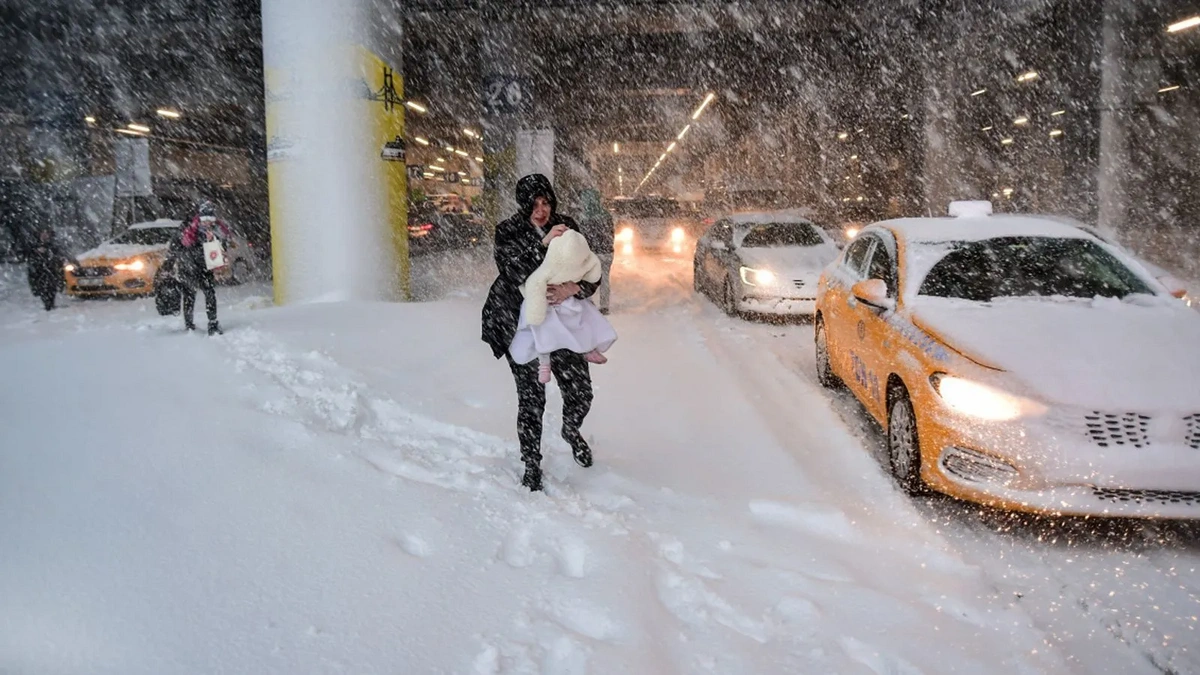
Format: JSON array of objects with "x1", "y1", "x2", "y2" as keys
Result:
[
  {"x1": 356, "y1": 45, "x2": 410, "y2": 300},
  {"x1": 264, "y1": 65, "x2": 291, "y2": 305}
]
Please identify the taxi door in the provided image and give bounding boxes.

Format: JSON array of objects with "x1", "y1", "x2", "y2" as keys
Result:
[
  {"x1": 843, "y1": 233, "x2": 900, "y2": 420},
  {"x1": 824, "y1": 236, "x2": 876, "y2": 384}
]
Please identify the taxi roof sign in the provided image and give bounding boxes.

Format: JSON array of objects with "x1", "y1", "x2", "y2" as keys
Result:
[{"x1": 948, "y1": 200, "x2": 993, "y2": 218}]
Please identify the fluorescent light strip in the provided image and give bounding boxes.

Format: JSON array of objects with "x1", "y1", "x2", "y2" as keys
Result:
[
  {"x1": 1167, "y1": 16, "x2": 1200, "y2": 32},
  {"x1": 404, "y1": 101, "x2": 427, "y2": 113},
  {"x1": 691, "y1": 92, "x2": 715, "y2": 120}
]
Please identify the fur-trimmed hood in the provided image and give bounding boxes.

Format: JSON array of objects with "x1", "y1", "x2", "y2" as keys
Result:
[{"x1": 519, "y1": 228, "x2": 602, "y2": 326}]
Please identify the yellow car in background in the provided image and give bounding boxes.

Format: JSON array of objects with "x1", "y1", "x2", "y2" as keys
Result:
[
  {"x1": 66, "y1": 218, "x2": 256, "y2": 297},
  {"x1": 814, "y1": 201, "x2": 1200, "y2": 519}
]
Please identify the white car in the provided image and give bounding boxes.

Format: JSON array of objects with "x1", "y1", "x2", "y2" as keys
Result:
[
  {"x1": 815, "y1": 200, "x2": 1200, "y2": 518},
  {"x1": 693, "y1": 210, "x2": 840, "y2": 316}
]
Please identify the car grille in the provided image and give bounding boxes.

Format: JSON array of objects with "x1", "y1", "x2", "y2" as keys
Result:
[
  {"x1": 1187, "y1": 414, "x2": 1200, "y2": 450},
  {"x1": 75, "y1": 266, "x2": 113, "y2": 277},
  {"x1": 1083, "y1": 412, "x2": 1151, "y2": 448},
  {"x1": 1092, "y1": 487, "x2": 1200, "y2": 506}
]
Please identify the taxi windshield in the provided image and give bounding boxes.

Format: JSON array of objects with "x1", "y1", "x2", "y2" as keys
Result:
[
  {"x1": 112, "y1": 227, "x2": 177, "y2": 246},
  {"x1": 918, "y1": 236, "x2": 1153, "y2": 302}
]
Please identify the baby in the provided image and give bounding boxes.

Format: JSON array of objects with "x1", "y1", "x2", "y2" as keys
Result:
[{"x1": 509, "y1": 228, "x2": 618, "y2": 383}]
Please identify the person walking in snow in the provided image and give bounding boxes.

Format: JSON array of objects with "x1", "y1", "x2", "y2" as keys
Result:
[
  {"x1": 25, "y1": 227, "x2": 75, "y2": 311},
  {"x1": 482, "y1": 174, "x2": 601, "y2": 492},
  {"x1": 168, "y1": 200, "x2": 228, "y2": 335},
  {"x1": 508, "y1": 226, "x2": 617, "y2": 382},
  {"x1": 576, "y1": 188, "x2": 614, "y2": 314}
]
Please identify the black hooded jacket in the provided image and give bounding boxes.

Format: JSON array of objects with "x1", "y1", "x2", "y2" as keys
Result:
[
  {"x1": 25, "y1": 233, "x2": 73, "y2": 296},
  {"x1": 481, "y1": 174, "x2": 598, "y2": 359}
]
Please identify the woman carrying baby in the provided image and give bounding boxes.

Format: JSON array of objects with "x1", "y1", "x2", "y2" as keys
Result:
[{"x1": 482, "y1": 174, "x2": 613, "y2": 492}]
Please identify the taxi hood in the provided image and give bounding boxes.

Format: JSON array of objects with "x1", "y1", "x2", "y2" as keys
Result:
[{"x1": 911, "y1": 295, "x2": 1200, "y2": 411}]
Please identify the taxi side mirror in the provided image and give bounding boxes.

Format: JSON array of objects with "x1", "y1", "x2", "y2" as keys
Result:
[{"x1": 852, "y1": 278, "x2": 895, "y2": 311}]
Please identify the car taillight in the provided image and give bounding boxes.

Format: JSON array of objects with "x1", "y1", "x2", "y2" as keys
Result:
[{"x1": 408, "y1": 223, "x2": 435, "y2": 233}]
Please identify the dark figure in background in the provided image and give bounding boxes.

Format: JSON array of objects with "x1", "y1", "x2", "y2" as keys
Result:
[
  {"x1": 482, "y1": 174, "x2": 600, "y2": 492},
  {"x1": 168, "y1": 201, "x2": 229, "y2": 335},
  {"x1": 25, "y1": 228, "x2": 75, "y2": 311},
  {"x1": 577, "y1": 188, "x2": 615, "y2": 314}
]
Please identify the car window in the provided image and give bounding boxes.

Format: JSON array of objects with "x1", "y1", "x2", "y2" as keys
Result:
[
  {"x1": 739, "y1": 222, "x2": 826, "y2": 248},
  {"x1": 919, "y1": 236, "x2": 1154, "y2": 302},
  {"x1": 842, "y1": 237, "x2": 874, "y2": 277},
  {"x1": 865, "y1": 240, "x2": 897, "y2": 297}
]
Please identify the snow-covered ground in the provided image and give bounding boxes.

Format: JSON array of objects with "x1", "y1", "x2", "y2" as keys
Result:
[{"x1": 2, "y1": 251, "x2": 1198, "y2": 674}]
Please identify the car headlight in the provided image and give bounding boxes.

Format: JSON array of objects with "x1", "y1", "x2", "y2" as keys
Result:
[
  {"x1": 670, "y1": 227, "x2": 686, "y2": 242},
  {"x1": 930, "y1": 373, "x2": 1045, "y2": 421},
  {"x1": 739, "y1": 266, "x2": 776, "y2": 286},
  {"x1": 845, "y1": 227, "x2": 860, "y2": 239},
  {"x1": 616, "y1": 227, "x2": 634, "y2": 243},
  {"x1": 114, "y1": 259, "x2": 145, "y2": 272}
]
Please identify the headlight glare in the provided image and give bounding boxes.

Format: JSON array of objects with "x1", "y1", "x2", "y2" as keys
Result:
[
  {"x1": 931, "y1": 373, "x2": 1043, "y2": 421},
  {"x1": 739, "y1": 266, "x2": 775, "y2": 286},
  {"x1": 114, "y1": 259, "x2": 146, "y2": 272},
  {"x1": 616, "y1": 227, "x2": 634, "y2": 243},
  {"x1": 670, "y1": 227, "x2": 686, "y2": 242},
  {"x1": 64, "y1": 263, "x2": 75, "y2": 272}
]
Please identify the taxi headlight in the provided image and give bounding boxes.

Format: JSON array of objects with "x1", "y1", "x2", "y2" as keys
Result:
[
  {"x1": 739, "y1": 266, "x2": 775, "y2": 286},
  {"x1": 930, "y1": 374, "x2": 1045, "y2": 421},
  {"x1": 64, "y1": 263, "x2": 75, "y2": 272},
  {"x1": 114, "y1": 259, "x2": 146, "y2": 272}
]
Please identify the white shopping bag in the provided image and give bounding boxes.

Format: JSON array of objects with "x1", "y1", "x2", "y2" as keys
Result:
[{"x1": 203, "y1": 240, "x2": 227, "y2": 270}]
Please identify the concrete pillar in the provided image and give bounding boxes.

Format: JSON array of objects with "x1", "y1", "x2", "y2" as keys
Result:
[
  {"x1": 479, "y1": 7, "x2": 550, "y2": 223},
  {"x1": 261, "y1": 0, "x2": 408, "y2": 304},
  {"x1": 1097, "y1": 0, "x2": 1133, "y2": 233}
]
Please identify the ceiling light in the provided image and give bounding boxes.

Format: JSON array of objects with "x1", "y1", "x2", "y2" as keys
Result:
[
  {"x1": 1159, "y1": 85, "x2": 1181, "y2": 93},
  {"x1": 1016, "y1": 71, "x2": 1039, "y2": 82},
  {"x1": 856, "y1": 128, "x2": 864, "y2": 133},
  {"x1": 1167, "y1": 16, "x2": 1200, "y2": 32},
  {"x1": 156, "y1": 109, "x2": 181, "y2": 119},
  {"x1": 414, "y1": 136, "x2": 430, "y2": 146},
  {"x1": 434, "y1": 157, "x2": 444, "y2": 164},
  {"x1": 1049, "y1": 129, "x2": 1063, "y2": 137},
  {"x1": 658, "y1": 153, "x2": 667, "y2": 163},
  {"x1": 115, "y1": 128, "x2": 142, "y2": 136},
  {"x1": 127, "y1": 123, "x2": 151, "y2": 133},
  {"x1": 850, "y1": 154, "x2": 858, "y2": 159},
  {"x1": 666, "y1": 141, "x2": 677, "y2": 152},
  {"x1": 454, "y1": 149, "x2": 469, "y2": 157},
  {"x1": 404, "y1": 101, "x2": 428, "y2": 113},
  {"x1": 971, "y1": 88, "x2": 987, "y2": 96},
  {"x1": 474, "y1": 156, "x2": 483, "y2": 162},
  {"x1": 422, "y1": 172, "x2": 435, "y2": 178},
  {"x1": 900, "y1": 114, "x2": 911, "y2": 120},
  {"x1": 1002, "y1": 188, "x2": 1014, "y2": 195},
  {"x1": 463, "y1": 129, "x2": 477, "y2": 138},
  {"x1": 677, "y1": 125, "x2": 691, "y2": 140},
  {"x1": 1001, "y1": 138, "x2": 1015, "y2": 145},
  {"x1": 84, "y1": 116, "x2": 96, "y2": 123},
  {"x1": 856, "y1": 196, "x2": 864, "y2": 202},
  {"x1": 457, "y1": 171, "x2": 467, "y2": 176},
  {"x1": 1051, "y1": 110, "x2": 1066, "y2": 116},
  {"x1": 1013, "y1": 116, "x2": 1029, "y2": 125},
  {"x1": 842, "y1": 197, "x2": 851, "y2": 202},
  {"x1": 981, "y1": 126, "x2": 994, "y2": 131},
  {"x1": 691, "y1": 92, "x2": 716, "y2": 120},
  {"x1": 613, "y1": 142, "x2": 620, "y2": 153},
  {"x1": 837, "y1": 132, "x2": 849, "y2": 140},
  {"x1": 428, "y1": 165, "x2": 445, "y2": 172}
]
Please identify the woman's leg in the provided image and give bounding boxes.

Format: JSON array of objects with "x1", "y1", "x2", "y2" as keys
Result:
[
  {"x1": 551, "y1": 349, "x2": 594, "y2": 467},
  {"x1": 506, "y1": 353, "x2": 547, "y2": 488}
]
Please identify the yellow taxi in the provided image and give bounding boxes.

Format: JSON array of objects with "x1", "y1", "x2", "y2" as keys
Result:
[
  {"x1": 66, "y1": 218, "x2": 255, "y2": 297},
  {"x1": 814, "y1": 201, "x2": 1200, "y2": 519}
]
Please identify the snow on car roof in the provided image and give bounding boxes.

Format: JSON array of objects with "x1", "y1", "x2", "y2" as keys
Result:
[
  {"x1": 725, "y1": 208, "x2": 819, "y2": 226},
  {"x1": 877, "y1": 215, "x2": 1092, "y2": 244},
  {"x1": 129, "y1": 218, "x2": 183, "y2": 230}
]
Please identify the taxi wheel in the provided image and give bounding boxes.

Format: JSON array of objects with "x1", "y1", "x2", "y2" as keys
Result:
[
  {"x1": 815, "y1": 318, "x2": 841, "y2": 389},
  {"x1": 887, "y1": 385, "x2": 928, "y2": 495}
]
